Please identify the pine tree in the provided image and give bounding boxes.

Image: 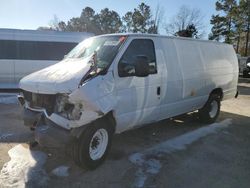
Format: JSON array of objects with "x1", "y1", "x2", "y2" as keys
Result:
[
  {"x1": 209, "y1": 0, "x2": 238, "y2": 43},
  {"x1": 238, "y1": 0, "x2": 250, "y2": 56},
  {"x1": 122, "y1": 3, "x2": 155, "y2": 33}
]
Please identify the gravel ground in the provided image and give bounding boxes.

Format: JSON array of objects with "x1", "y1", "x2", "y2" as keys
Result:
[{"x1": 0, "y1": 78, "x2": 249, "y2": 188}]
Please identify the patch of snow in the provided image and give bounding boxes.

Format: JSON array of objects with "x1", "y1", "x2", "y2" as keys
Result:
[
  {"x1": 129, "y1": 119, "x2": 232, "y2": 187},
  {"x1": 0, "y1": 144, "x2": 48, "y2": 188},
  {"x1": 146, "y1": 119, "x2": 232, "y2": 155},
  {"x1": 145, "y1": 158, "x2": 161, "y2": 174},
  {"x1": 0, "y1": 133, "x2": 14, "y2": 141},
  {"x1": 129, "y1": 153, "x2": 162, "y2": 188},
  {"x1": 0, "y1": 95, "x2": 18, "y2": 104},
  {"x1": 51, "y1": 166, "x2": 69, "y2": 177},
  {"x1": 129, "y1": 153, "x2": 144, "y2": 166}
]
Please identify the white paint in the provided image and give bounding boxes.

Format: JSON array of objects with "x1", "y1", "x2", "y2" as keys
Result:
[
  {"x1": 0, "y1": 144, "x2": 48, "y2": 188},
  {"x1": 19, "y1": 58, "x2": 92, "y2": 94},
  {"x1": 129, "y1": 119, "x2": 232, "y2": 187},
  {"x1": 19, "y1": 34, "x2": 238, "y2": 135},
  {"x1": 113, "y1": 34, "x2": 238, "y2": 133},
  {"x1": 89, "y1": 128, "x2": 109, "y2": 160},
  {"x1": 51, "y1": 166, "x2": 69, "y2": 177}
]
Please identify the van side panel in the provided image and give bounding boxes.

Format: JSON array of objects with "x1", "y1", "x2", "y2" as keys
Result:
[
  {"x1": 171, "y1": 39, "x2": 207, "y2": 111},
  {"x1": 158, "y1": 38, "x2": 185, "y2": 119},
  {"x1": 113, "y1": 37, "x2": 162, "y2": 133},
  {"x1": 158, "y1": 38, "x2": 238, "y2": 121},
  {"x1": 199, "y1": 43, "x2": 238, "y2": 100}
]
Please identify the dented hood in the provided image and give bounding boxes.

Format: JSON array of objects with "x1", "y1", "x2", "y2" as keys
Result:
[{"x1": 19, "y1": 58, "x2": 91, "y2": 94}]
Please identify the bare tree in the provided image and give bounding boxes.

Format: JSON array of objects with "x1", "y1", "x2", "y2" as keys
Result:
[
  {"x1": 48, "y1": 15, "x2": 60, "y2": 31},
  {"x1": 148, "y1": 4, "x2": 165, "y2": 34},
  {"x1": 37, "y1": 15, "x2": 61, "y2": 31},
  {"x1": 165, "y1": 5, "x2": 205, "y2": 38}
]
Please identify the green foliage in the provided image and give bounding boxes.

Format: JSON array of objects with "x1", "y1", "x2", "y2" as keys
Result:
[
  {"x1": 98, "y1": 8, "x2": 122, "y2": 34},
  {"x1": 210, "y1": 0, "x2": 238, "y2": 43},
  {"x1": 44, "y1": 3, "x2": 158, "y2": 34},
  {"x1": 122, "y1": 3, "x2": 157, "y2": 33},
  {"x1": 209, "y1": 15, "x2": 228, "y2": 41},
  {"x1": 237, "y1": 0, "x2": 250, "y2": 56},
  {"x1": 56, "y1": 7, "x2": 121, "y2": 34},
  {"x1": 210, "y1": 0, "x2": 250, "y2": 56},
  {"x1": 57, "y1": 7, "x2": 100, "y2": 34}
]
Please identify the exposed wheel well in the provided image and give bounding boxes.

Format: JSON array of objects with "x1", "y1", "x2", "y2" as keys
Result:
[
  {"x1": 71, "y1": 111, "x2": 116, "y2": 139},
  {"x1": 103, "y1": 111, "x2": 116, "y2": 134},
  {"x1": 210, "y1": 88, "x2": 223, "y2": 101}
]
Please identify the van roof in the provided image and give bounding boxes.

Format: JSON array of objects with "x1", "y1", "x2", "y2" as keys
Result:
[{"x1": 98, "y1": 33, "x2": 230, "y2": 46}]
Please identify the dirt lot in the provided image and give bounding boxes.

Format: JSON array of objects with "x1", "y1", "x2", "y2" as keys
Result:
[{"x1": 0, "y1": 78, "x2": 250, "y2": 188}]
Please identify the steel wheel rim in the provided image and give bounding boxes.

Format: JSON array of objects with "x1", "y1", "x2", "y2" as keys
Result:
[
  {"x1": 209, "y1": 100, "x2": 218, "y2": 118},
  {"x1": 89, "y1": 128, "x2": 108, "y2": 160}
]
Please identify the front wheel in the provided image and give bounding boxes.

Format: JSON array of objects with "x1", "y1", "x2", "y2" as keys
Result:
[
  {"x1": 72, "y1": 121, "x2": 114, "y2": 169},
  {"x1": 199, "y1": 95, "x2": 221, "y2": 124}
]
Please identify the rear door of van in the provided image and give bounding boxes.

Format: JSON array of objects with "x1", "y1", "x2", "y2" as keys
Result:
[{"x1": 114, "y1": 37, "x2": 162, "y2": 132}]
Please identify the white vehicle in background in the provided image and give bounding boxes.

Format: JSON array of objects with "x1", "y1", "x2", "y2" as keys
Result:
[
  {"x1": 18, "y1": 34, "x2": 239, "y2": 169},
  {"x1": 0, "y1": 29, "x2": 93, "y2": 89}
]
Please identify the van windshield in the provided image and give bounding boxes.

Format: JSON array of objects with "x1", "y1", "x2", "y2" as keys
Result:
[{"x1": 65, "y1": 35, "x2": 126, "y2": 69}]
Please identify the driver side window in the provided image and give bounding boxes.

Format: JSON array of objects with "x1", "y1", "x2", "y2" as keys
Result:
[{"x1": 118, "y1": 39, "x2": 157, "y2": 77}]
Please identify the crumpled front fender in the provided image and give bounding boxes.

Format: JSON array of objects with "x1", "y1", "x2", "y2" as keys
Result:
[{"x1": 67, "y1": 72, "x2": 117, "y2": 128}]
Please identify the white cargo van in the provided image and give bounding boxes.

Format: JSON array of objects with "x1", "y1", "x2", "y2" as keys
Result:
[{"x1": 18, "y1": 34, "x2": 238, "y2": 169}]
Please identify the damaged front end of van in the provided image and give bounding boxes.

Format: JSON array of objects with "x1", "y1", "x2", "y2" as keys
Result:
[
  {"x1": 18, "y1": 72, "x2": 116, "y2": 148},
  {"x1": 18, "y1": 35, "x2": 126, "y2": 169}
]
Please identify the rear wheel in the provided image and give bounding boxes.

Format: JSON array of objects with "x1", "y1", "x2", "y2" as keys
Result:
[
  {"x1": 199, "y1": 94, "x2": 221, "y2": 123},
  {"x1": 72, "y1": 121, "x2": 114, "y2": 170}
]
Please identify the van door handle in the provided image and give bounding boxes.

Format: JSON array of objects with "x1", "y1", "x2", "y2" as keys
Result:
[{"x1": 157, "y1": 86, "x2": 161, "y2": 96}]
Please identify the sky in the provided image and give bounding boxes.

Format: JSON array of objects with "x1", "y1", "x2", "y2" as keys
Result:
[{"x1": 0, "y1": 0, "x2": 218, "y2": 38}]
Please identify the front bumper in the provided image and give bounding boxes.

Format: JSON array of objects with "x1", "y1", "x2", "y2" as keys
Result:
[
  {"x1": 21, "y1": 107, "x2": 72, "y2": 148},
  {"x1": 19, "y1": 95, "x2": 97, "y2": 148},
  {"x1": 35, "y1": 115, "x2": 72, "y2": 148},
  {"x1": 22, "y1": 107, "x2": 42, "y2": 127}
]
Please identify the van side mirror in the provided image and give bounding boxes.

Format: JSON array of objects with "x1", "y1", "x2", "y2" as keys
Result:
[{"x1": 134, "y1": 55, "x2": 150, "y2": 77}]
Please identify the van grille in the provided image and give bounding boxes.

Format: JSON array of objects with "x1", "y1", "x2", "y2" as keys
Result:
[{"x1": 23, "y1": 91, "x2": 56, "y2": 115}]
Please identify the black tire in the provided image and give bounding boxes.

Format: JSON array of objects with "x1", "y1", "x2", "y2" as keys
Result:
[
  {"x1": 243, "y1": 70, "x2": 249, "y2": 78},
  {"x1": 199, "y1": 94, "x2": 221, "y2": 124},
  {"x1": 72, "y1": 121, "x2": 114, "y2": 170}
]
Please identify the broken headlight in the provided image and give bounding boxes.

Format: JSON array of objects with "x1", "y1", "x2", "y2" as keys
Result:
[{"x1": 55, "y1": 94, "x2": 82, "y2": 120}]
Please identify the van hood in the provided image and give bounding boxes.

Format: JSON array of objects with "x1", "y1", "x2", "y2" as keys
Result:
[{"x1": 19, "y1": 58, "x2": 91, "y2": 94}]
